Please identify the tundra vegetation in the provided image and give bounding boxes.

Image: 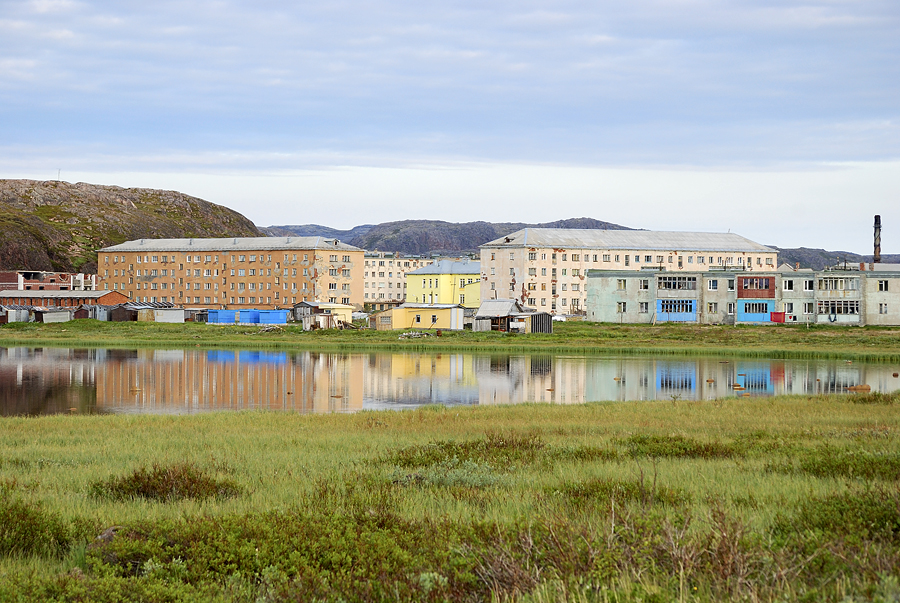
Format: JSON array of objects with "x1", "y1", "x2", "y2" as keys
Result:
[
  {"x1": 2, "y1": 320, "x2": 900, "y2": 361},
  {"x1": 1, "y1": 393, "x2": 899, "y2": 602}
]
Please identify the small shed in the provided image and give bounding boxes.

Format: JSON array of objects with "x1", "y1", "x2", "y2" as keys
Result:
[
  {"x1": 0, "y1": 305, "x2": 33, "y2": 324},
  {"x1": 293, "y1": 302, "x2": 354, "y2": 329},
  {"x1": 374, "y1": 304, "x2": 465, "y2": 331},
  {"x1": 137, "y1": 308, "x2": 185, "y2": 323},
  {"x1": 109, "y1": 305, "x2": 138, "y2": 322},
  {"x1": 474, "y1": 299, "x2": 552, "y2": 334},
  {"x1": 35, "y1": 309, "x2": 72, "y2": 323}
]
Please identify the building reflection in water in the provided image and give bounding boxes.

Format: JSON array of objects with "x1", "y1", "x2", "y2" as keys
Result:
[{"x1": 1, "y1": 347, "x2": 899, "y2": 415}]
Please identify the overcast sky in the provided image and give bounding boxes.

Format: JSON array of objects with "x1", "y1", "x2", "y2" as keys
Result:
[{"x1": 2, "y1": 0, "x2": 898, "y2": 252}]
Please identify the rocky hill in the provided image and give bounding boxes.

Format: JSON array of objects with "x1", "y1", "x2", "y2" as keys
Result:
[
  {"x1": 267, "y1": 217, "x2": 631, "y2": 255},
  {"x1": 262, "y1": 223, "x2": 375, "y2": 241},
  {"x1": 0, "y1": 180, "x2": 261, "y2": 273},
  {"x1": 773, "y1": 247, "x2": 900, "y2": 270}
]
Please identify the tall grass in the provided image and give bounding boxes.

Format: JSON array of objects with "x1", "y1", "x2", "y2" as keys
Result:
[{"x1": 0, "y1": 395, "x2": 898, "y2": 600}]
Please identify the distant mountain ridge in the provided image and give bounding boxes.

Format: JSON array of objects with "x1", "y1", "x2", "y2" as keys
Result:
[
  {"x1": 0, "y1": 179, "x2": 260, "y2": 273},
  {"x1": 772, "y1": 247, "x2": 900, "y2": 270},
  {"x1": 264, "y1": 217, "x2": 631, "y2": 255}
]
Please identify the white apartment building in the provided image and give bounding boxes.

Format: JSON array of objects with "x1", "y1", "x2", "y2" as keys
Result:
[
  {"x1": 480, "y1": 229, "x2": 777, "y2": 314},
  {"x1": 363, "y1": 252, "x2": 434, "y2": 307}
]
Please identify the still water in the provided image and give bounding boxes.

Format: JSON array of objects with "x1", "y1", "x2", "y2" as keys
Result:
[{"x1": 2, "y1": 347, "x2": 899, "y2": 416}]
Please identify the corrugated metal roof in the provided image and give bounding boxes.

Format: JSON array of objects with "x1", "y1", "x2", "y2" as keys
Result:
[
  {"x1": 100, "y1": 236, "x2": 362, "y2": 253},
  {"x1": 482, "y1": 228, "x2": 774, "y2": 253},
  {"x1": 475, "y1": 299, "x2": 525, "y2": 318},
  {"x1": 0, "y1": 290, "x2": 112, "y2": 299},
  {"x1": 407, "y1": 259, "x2": 480, "y2": 275}
]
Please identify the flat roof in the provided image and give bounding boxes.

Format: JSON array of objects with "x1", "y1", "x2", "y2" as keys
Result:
[
  {"x1": 407, "y1": 259, "x2": 480, "y2": 275},
  {"x1": 482, "y1": 228, "x2": 774, "y2": 253},
  {"x1": 100, "y1": 236, "x2": 362, "y2": 253}
]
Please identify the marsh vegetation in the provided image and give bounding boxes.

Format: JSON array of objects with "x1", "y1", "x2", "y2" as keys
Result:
[{"x1": 1, "y1": 393, "x2": 899, "y2": 601}]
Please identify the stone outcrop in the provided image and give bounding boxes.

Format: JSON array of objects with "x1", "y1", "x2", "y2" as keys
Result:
[{"x1": 0, "y1": 180, "x2": 261, "y2": 272}]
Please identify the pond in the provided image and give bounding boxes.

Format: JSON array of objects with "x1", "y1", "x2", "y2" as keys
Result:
[{"x1": 2, "y1": 347, "x2": 899, "y2": 416}]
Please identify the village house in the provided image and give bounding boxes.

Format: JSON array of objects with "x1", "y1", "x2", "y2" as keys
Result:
[{"x1": 0, "y1": 270, "x2": 97, "y2": 292}]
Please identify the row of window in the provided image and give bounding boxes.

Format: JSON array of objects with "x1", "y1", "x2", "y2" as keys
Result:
[
  {"x1": 106, "y1": 253, "x2": 351, "y2": 265},
  {"x1": 613, "y1": 277, "x2": 890, "y2": 293},
  {"x1": 612, "y1": 300, "x2": 873, "y2": 317},
  {"x1": 493, "y1": 252, "x2": 776, "y2": 266}
]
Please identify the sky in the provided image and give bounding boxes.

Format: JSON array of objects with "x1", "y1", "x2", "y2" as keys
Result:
[{"x1": 1, "y1": 0, "x2": 898, "y2": 253}]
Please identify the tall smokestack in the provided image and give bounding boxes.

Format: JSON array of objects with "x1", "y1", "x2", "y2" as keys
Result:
[{"x1": 874, "y1": 215, "x2": 882, "y2": 263}]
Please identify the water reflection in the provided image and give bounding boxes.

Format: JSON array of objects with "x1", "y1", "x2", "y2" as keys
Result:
[{"x1": 1, "y1": 347, "x2": 898, "y2": 415}]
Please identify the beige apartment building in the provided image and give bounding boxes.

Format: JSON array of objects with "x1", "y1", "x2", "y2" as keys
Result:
[
  {"x1": 363, "y1": 252, "x2": 435, "y2": 310},
  {"x1": 480, "y1": 229, "x2": 777, "y2": 314},
  {"x1": 98, "y1": 237, "x2": 364, "y2": 309}
]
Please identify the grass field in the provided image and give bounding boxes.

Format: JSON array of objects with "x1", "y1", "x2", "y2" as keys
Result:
[
  {"x1": 1, "y1": 394, "x2": 899, "y2": 602},
  {"x1": 3, "y1": 319, "x2": 900, "y2": 360}
]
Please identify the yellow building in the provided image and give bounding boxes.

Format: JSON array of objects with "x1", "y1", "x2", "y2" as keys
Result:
[
  {"x1": 98, "y1": 236, "x2": 364, "y2": 310},
  {"x1": 405, "y1": 259, "x2": 481, "y2": 308},
  {"x1": 370, "y1": 303, "x2": 465, "y2": 330}
]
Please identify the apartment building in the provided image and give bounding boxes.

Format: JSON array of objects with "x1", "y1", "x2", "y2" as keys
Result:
[
  {"x1": 363, "y1": 252, "x2": 434, "y2": 310},
  {"x1": 586, "y1": 263, "x2": 900, "y2": 326},
  {"x1": 97, "y1": 237, "x2": 364, "y2": 310},
  {"x1": 480, "y1": 229, "x2": 777, "y2": 314},
  {"x1": 0, "y1": 271, "x2": 97, "y2": 292},
  {"x1": 405, "y1": 259, "x2": 481, "y2": 308}
]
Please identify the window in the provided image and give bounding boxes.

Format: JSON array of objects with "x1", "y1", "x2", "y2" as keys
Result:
[
  {"x1": 879, "y1": 280, "x2": 889, "y2": 292},
  {"x1": 562, "y1": 254, "x2": 567, "y2": 261},
  {"x1": 329, "y1": 283, "x2": 337, "y2": 290},
  {"x1": 784, "y1": 280, "x2": 794, "y2": 291},
  {"x1": 572, "y1": 284, "x2": 579, "y2": 291},
  {"x1": 687, "y1": 256, "x2": 693, "y2": 264},
  {"x1": 617, "y1": 279, "x2": 626, "y2": 290},
  {"x1": 727, "y1": 303, "x2": 735, "y2": 315},
  {"x1": 818, "y1": 300, "x2": 859, "y2": 315},
  {"x1": 571, "y1": 269, "x2": 580, "y2": 276},
  {"x1": 708, "y1": 280, "x2": 718, "y2": 291},
  {"x1": 617, "y1": 302, "x2": 627, "y2": 313},
  {"x1": 415, "y1": 314, "x2": 421, "y2": 324},
  {"x1": 343, "y1": 255, "x2": 351, "y2": 262},
  {"x1": 528, "y1": 252, "x2": 537, "y2": 260},
  {"x1": 639, "y1": 279, "x2": 649, "y2": 290},
  {"x1": 329, "y1": 269, "x2": 338, "y2": 276},
  {"x1": 818, "y1": 278, "x2": 858, "y2": 291},
  {"x1": 804, "y1": 302, "x2": 814, "y2": 315},
  {"x1": 249, "y1": 255, "x2": 256, "y2": 262},
  {"x1": 784, "y1": 302, "x2": 794, "y2": 313},
  {"x1": 707, "y1": 302, "x2": 718, "y2": 313},
  {"x1": 639, "y1": 302, "x2": 649, "y2": 313},
  {"x1": 561, "y1": 284, "x2": 567, "y2": 291},
  {"x1": 603, "y1": 254, "x2": 611, "y2": 262},
  {"x1": 615, "y1": 255, "x2": 620, "y2": 262},
  {"x1": 659, "y1": 300, "x2": 695, "y2": 314},
  {"x1": 742, "y1": 278, "x2": 770, "y2": 290},
  {"x1": 624, "y1": 256, "x2": 630, "y2": 266},
  {"x1": 330, "y1": 254, "x2": 338, "y2": 262},
  {"x1": 728, "y1": 280, "x2": 735, "y2": 291},
  {"x1": 744, "y1": 302, "x2": 768, "y2": 314},
  {"x1": 657, "y1": 276, "x2": 697, "y2": 290},
  {"x1": 342, "y1": 297, "x2": 350, "y2": 305},
  {"x1": 765, "y1": 258, "x2": 774, "y2": 265},
  {"x1": 541, "y1": 298, "x2": 547, "y2": 306},
  {"x1": 697, "y1": 256, "x2": 705, "y2": 264},
  {"x1": 541, "y1": 268, "x2": 546, "y2": 276},
  {"x1": 342, "y1": 269, "x2": 350, "y2": 277},
  {"x1": 562, "y1": 269, "x2": 567, "y2": 276},
  {"x1": 879, "y1": 303, "x2": 888, "y2": 315}
]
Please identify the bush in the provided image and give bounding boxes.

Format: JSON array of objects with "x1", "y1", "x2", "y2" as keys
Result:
[
  {"x1": 90, "y1": 462, "x2": 241, "y2": 502},
  {"x1": 0, "y1": 491, "x2": 70, "y2": 558}
]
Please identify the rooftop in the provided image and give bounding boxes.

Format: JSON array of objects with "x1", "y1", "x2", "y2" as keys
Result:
[
  {"x1": 407, "y1": 259, "x2": 481, "y2": 275},
  {"x1": 0, "y1": 290, "x2": 114, "y2": 299},
  {"x1": 481, "y1": 228, "x2": 774, "y2": 253},
  {"x1": 100, "y1": 236, "x2": 362, "y2": 253}
]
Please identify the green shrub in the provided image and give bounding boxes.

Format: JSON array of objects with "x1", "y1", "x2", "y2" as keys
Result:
[
  {"x1": 90, "y1": 462, "x2": 241, "y2": 503},
  {"x1": 0, "y1": 491, "x2": 70, "y2": 558},
  {"x1": 619, "y1": 434, "x2": 739, "y2": 459}
]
